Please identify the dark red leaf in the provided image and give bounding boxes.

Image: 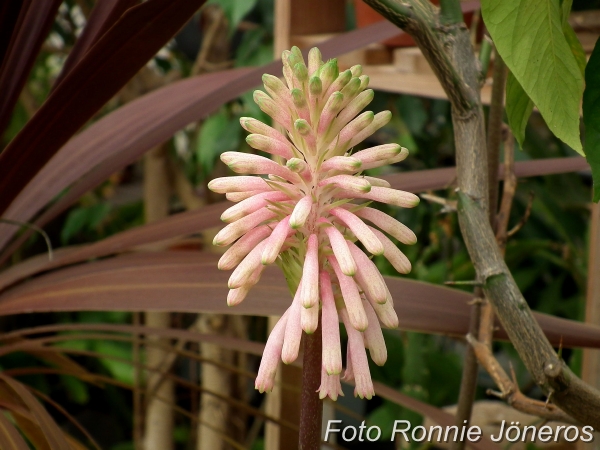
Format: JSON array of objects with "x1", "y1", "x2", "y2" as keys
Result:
[
  {"x1": 0, "y1": 375, "x2": 71, "y2": 450},
  {"x1": 0, "y1": 0, "x2": 208, "y2": 216},
  {"x1": 0, "y1": 411, "x2": 29, "y2": 450},
  {"x1": 52, "y1": 0, "x2": 139, "y2": 89},
  {"x1": 1, "y1": 251, "x2": 600, "y2": 350},
  {"x1": 0, "y1": 0, "x2": 61, "y2": 136},
  {"x1": 0, "y1": 1, "x2": 26, "y2": 67}
]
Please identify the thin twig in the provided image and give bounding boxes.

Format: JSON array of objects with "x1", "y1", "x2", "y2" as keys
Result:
[
  {"x1": 0, "y1": 219, "x2": 53, "y2": 261},
  {"x1": 420, "y1": 193, "x2": 457, "y2": 212},
  {"x1": 507, "y1": 192, "x2": 534, "y2": 238},
  {"x1": 487, "y1": 51, "x2": 507, "y2": 224},
  {"x1": 467, "y1": 334, "x2": 578, "y2": 424},
  {"x1": 495, "y1": 131, "x2": 516, "y2": 251}
]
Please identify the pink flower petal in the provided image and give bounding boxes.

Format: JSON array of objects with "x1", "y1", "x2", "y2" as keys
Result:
[
  {"x1": 255, "y1": 310, "x2": 289, "y2": 393},
  {"x1": 261, "y1": 216, "x2": 292, "y2": 265},
  {"x1": 282, "y1": 282, "x2": 303, "y2": 364},
  {"x1": 368, "y1": 226, "x2": 412, "y2": 274},
  {"x1": 348, "y1": 206, "x2": 417, "y2": 245},
  {"x1": 329, "y1": 207, "x2": 383, "y2": 255},
  {"x1": 290, "y1": 195, "x2": 313, "y2": 229},
  {"x1": 366, "y1": 291, "x2": 399, "y2": 329},
  {"x1": 320, "y1": 272, "x2": 342, "y2": 375},
  {"x1": 320, "y1": 156, "x2": 361, "y2": 173},
  {"x1": 321, "y1": 220, "x2": 356, "y2": 276},
  {"x1": 299, "y1": 234, "x2": 319, "y2": 308},
  {"x1": 240, "y1": 117, "x2": 288, "y2": 145},
  {"x1": 363, "y1": 300, "x2": 387, "y2": 366},
  {"x1": 340, "y1": 307, "x2": 374, "y2": 399},
  {"x1": 228, "y1": 240, "x2": 269, "y2": 289},
  {"x1": 317, "y1": 367, "x2": 344, "y2": 401},
  {"x1": 208, "y1": 176, "x2": 270, "y2": 194},
  {"x1": 301, "y1": 304, "x2": 318, "y2": 334},
  {"x1": 213, "y1": 208, "x2": 277, "y2": 247},
  {"x1": 221, "y1": 152, "x2": 299, "y2": 183},
  {"x1": 346, "y1": 241, "x2": 387, "y2": 304},
  {"x1": 333, "y1": 186, "x2": 420, "y2": 208},
  {"x1": 352, "y1": 144, "x2": 407, "y2": 170},
  {"x1": 218, "y1": 225, "x2": 271, "y2": 270},
  {"x1": 328, "y1": 256, "x2": 368, "y2": 331},
  {"x1": 245, "y1": 133, "x2": 295, "y2": 160},
  {"x1": 221, "y1": 191, "x2": 289, "y2": 223},
  {"x1": 318, "y1": 174, "x2": 371, "y2": 194}
]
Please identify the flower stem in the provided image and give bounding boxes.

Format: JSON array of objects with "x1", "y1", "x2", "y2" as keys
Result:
[{"x1": 299, "y1": 323, "x2": 322, "y2": 449}]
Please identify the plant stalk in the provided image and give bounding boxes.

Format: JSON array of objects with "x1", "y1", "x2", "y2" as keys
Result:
[
  {"x1": 299, "y1": 325, "x2": 322, "y2": 450},
  {"x1": 449, "y1": 292, "x2": 481, "y2": 450},
  {"x1": 487, "y1": 51, "x2": 507, "y2": 222}
]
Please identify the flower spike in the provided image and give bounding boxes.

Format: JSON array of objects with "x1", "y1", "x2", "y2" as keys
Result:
[{"x1": 209, "y1": 47, "x2": 418, "y2": 400}]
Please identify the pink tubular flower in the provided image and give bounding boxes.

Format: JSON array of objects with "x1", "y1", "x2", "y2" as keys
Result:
[{"x1": 208, "y1": 46, "x2": 418, "y2": 400}]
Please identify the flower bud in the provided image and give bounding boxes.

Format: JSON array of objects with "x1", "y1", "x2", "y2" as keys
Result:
[
  {"x1": 350, "y1": 64, "x2": 362, "y2": 77},
  {"x1": 221, "y1": 191, "x2": 288, "y2": 223},
  {"x1": 363, "y1": 176, "x2": 390, "y2": 188},
  {"x1": 329, "y1": 207, "x2": 384, "y2": 255},
  {"x1": 220, "y1": 151, "x2": 297, "y2": 182},
  {"x1": 308, "y1": 47, "x2": 323, "y2": 75},
  {"x1": 322, "y1": 221, "x2": 356, "y2": 276},
  {"x1": 254, "y1": 90, "x2": 292, "y2": 129},
  {"x1": 240, "y1": 117, "x2": 288, "y2": 145},
  {"x1": 262, "y1": 74, "x2": 293, "y2": 110},
  {"x1": 351, "y1": 206, "x2": 417, "y2": 245},
  {"x1": 319, "y1": 174, "x2": 371, "y2": 193},
  {"x1": 213, "y1": 208, "x2": 276, "y2": 246},
  {"x1": 359, "y1": 75, "x2": 369, "y2": 91},
  {"x1": 320, "y1": 156, "x2": 361, "y2": 173},
  {"x1": 320, "y1": 272, "x2": 342, "y2": 375},
  {"x1": 319, "y1": 59, "x2": 339, "y2": 93},
  {"x1": 256, "y1": 312, "x2": 288, "y2": 393},
  {"x1": 346, "y1": 110, "x2": 392, "y2": 150},
  {"x1": 246, "y1": 134, "x2": 295, "y2": 160},
  {"x1": 290, "y1": 195, "x2": 312, "y2": 229},
  {"x1": 318, "y1": 92, "x2": 344, "y2": 135},
  {"x1": 300, "y1": 234, "x2": 319, "y2": 308},
  {"x1": 208, "y1": 176, "x2": 269, "y2": 194},
  {"x1": 262, "y1": 216, "x2": 292, "y2": 265},
  {"x1": 218, "y1": 225, "x2": 271, "y2": 270},
  {"x1": 309, "y1": 76, "x2": 322, "y2": 96},
  {"x1": 339, "y1": 77, "x2": 361, "y2": 109},
  {"x1": 329, "y1": 256, "x2": 368, "y2": 331},
  {"x1": 318, "y1": 368, "x2": 344, "y2": 400},
  {"x1": 294, "y1": 62, "x2": 308, "y2": 83},
  {"x1": 369, "y1": 226, "x2": 411, "y2": 273},
  {"x1": 325, "y1": 69, "x2": 351, "y2": 99}
]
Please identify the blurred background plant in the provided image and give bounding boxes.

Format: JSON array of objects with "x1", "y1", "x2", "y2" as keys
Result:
[{"x1": 0, "y1": 0, "x2": 598, "y2": 449}]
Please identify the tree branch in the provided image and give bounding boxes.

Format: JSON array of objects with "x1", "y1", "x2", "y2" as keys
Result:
[{"x1": 366, "y1": 0, "x2": 600, "y2": 427}]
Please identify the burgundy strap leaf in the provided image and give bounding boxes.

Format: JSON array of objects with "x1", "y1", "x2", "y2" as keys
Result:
[
  {"x1": 0, "y1": 0, "x2": 61, "y2": 136},
  {"x1": 0, "y1": 0, "x2": 208, "y2": 216},
  {"x1": 1, "y1": 251, "x2": 599, "y2": 350}
]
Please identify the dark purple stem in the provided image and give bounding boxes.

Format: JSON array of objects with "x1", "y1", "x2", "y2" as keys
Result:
[{"x1": 299, "y1": 323, "x2": 323, "y2": 449}]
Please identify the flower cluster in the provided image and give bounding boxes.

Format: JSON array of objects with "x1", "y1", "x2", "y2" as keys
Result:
[{"x1": 208, "y1": 46, "x2": 418, "y2": 400}]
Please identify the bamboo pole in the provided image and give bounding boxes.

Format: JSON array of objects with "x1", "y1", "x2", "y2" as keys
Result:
[{"x1": 143, "y1": 143, "x2": 175, "y2": 450}]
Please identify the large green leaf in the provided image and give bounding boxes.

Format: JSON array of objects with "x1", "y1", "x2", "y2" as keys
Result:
[
  {"x1": 482, "y1": 0, "x2": 584, "y2": 154},
  {"x1": 505, "y1": 72, "x2": 533, "y2": 147},
  {"x1": 583, "y1": 38, "x2": 600, "y2": 202}
]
